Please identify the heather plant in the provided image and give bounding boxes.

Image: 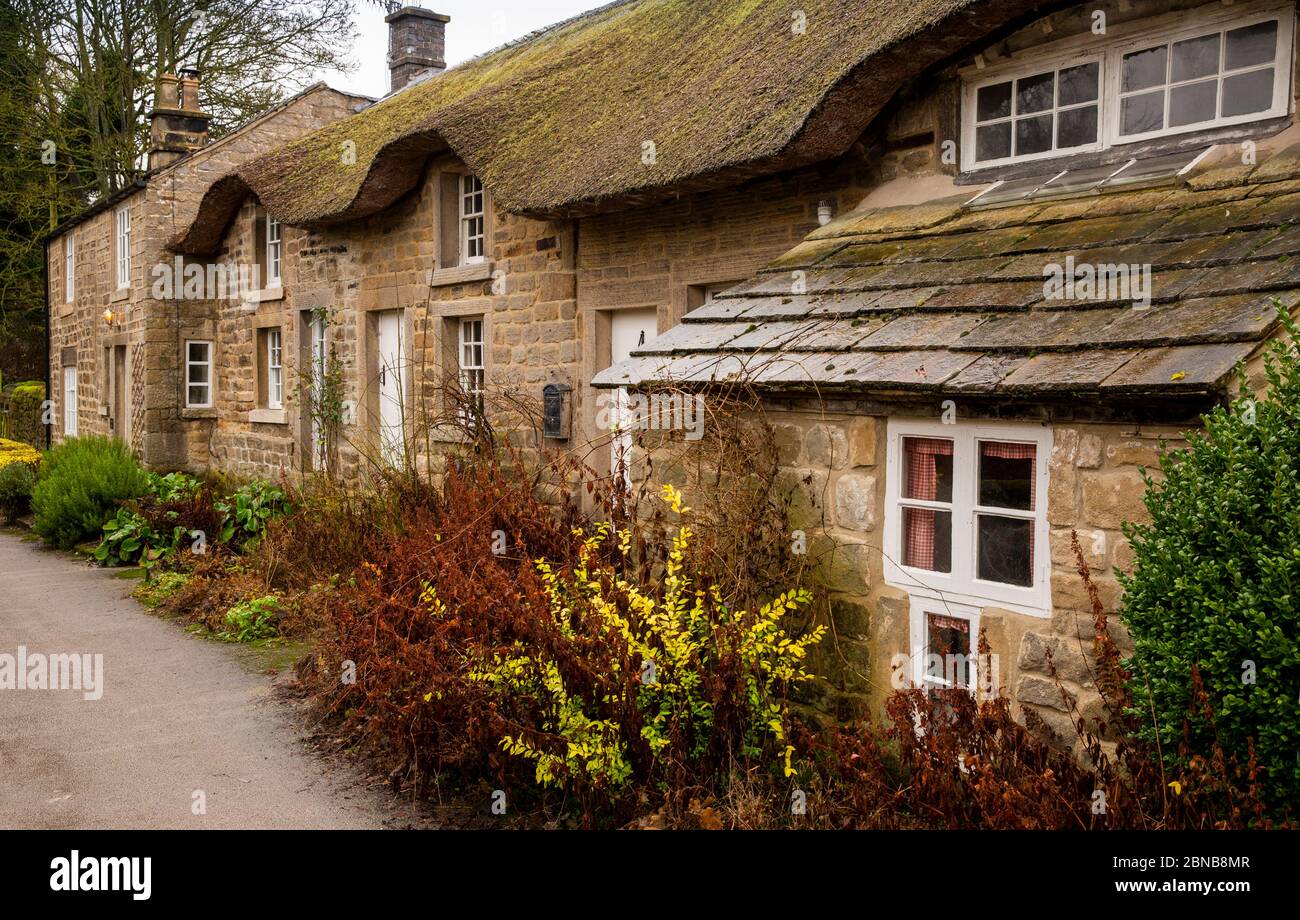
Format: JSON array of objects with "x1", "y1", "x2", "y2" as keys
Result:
[
  {"x1": 1119, "y1": 306, "x2": 1300, "y2": 811},
  {"x1": 31, "y1": 436, "x2": 149, "y2": 549}
]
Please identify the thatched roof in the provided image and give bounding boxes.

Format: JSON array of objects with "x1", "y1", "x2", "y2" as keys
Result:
[
  {"x1": 172, "y1": 0, "x2": 1047, "y2": 254},
  {"x1": 594, "y1": 140, "x2": 1300, "y2": 402}
]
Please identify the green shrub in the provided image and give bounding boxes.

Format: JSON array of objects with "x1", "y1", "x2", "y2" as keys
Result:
[
  {"x1": 215, "y1": 480, "x2": 292, "y2": 547},
  {"x1": 220, "y1": 595, "x2": 281, "y2": 642},
  {"x1": 0, "y1": 460, "x2": 38, "y2": 523},
  {"x1": 95, "y1": 507, "x2": 174, "y2": 566},
  {"x1": 31, "y1": 437, "x2": 150, "y2": 549},
  {"x1": 133, "y1": 571, "x2": 191, "y2": 609},
  {"x1": 1120, "y1": 305, "x2": 1300, "y2": 812}
]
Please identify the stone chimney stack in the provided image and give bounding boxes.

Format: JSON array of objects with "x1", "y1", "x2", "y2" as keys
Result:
[
  {"x1": 148, "y1": 67, "x2": 211, "y2": 171},
  {"x1": 385, "y1": 6, "x2": 449, "y2": 94}
]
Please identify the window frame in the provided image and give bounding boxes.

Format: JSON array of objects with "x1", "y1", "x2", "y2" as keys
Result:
[
  {"x1": 62, "y1": 365, "x2": 77, "y2": 436},
  {"x1": 908, "y1": 598, "x2": 983, "y2": 696},
  {"x1": 114, "y1": 205, "x2": 131, "y2": 290},
  {"x1": 459, "y1": 174, "x2": 486, "y2": 266},
  {"x1": 966, "y1": 56, "x2": 1106, "y2": 169},
  {"x1": 960, "y1": 2, "x2": 1295, "y2": 171},
  {"x1": 883, "y1": 418, "x2": 1053, "y2": 616},
  {"x1": 265, "y1": 327, "x2": 283, "y2": 410},
  {"x1": 1107, "y1": 8, "x2": 1293, "y2": 145},
  {"x1": 64, "y1": 233, "x2": 75, "y2": 303},
  {"x1": 457, "y1": 315, "x2": 486, "y2": 413},
  {"x1": 184, "y1": 340, "x2": 214, "y2": 409},
  {"x1": 265, "y1": 214, "x2": 282, "y2": 288}
]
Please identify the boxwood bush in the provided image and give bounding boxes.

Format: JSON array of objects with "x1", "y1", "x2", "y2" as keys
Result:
[
  {"x1": 31, "y1": 436, "x2": 150, "y2": 549},
  {"x1": 1120, "y1": 306, "x2": 1300, "y2": 812}
]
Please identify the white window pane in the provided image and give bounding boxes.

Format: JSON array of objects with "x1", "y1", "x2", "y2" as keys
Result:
[
  {"x1": 1121, "y1": 90, "x2": 1166, "y2": 134},
  {"x1": 978, "y1": 442, "x2": 1036, "y2": 510},
  {"x1": 903, "y1": 507, "x2": 952, "y2": 573},
  {"x1": 902, "y1": 437, "x2": 954, "y2": 502},
  {"x1": 188, "y1": 342, "x2": 208, "y2": 363},
  {"x1": 1225, "y1": 20, "x2": 1277, "y2": 70},
  {"x1": 1057, "y1": 105, "x2": 1098, "y2": 147},
  {"x1": 1123, "y1": 45, "x2": 1168, "y2": 92},
  {"x1": 1171, "y1": 33, "x2": 1220, "y2": 82},
  {"x1": 1015, "y1": 71, "x2": 1054, "y2": 114},
  {"x1": 1057, "y1": 62, "x2": 1099, "y2": 105},
  {"x1": 1170, "y1": 79, "x2": 1218, "y2": 126},
  {"x1": 926, "y1": 613, "x2": 972, "y2": 688},
  {"x1": 975, "y1": 122, "x2": 1011, "y2": 161},
  {"x1": 977, "y1": 515, "x2": 1034, "y2": 586},
  {"x1": 188, "y1": 386, "x2": 208, "y2": 405},
  {"x1": 1221, "y1": 67, "x2": 1274, "y2": 117},
  {"x1": 1014, "y1": 114, "x2": 1053, "y2": 155},
  {"x1": 976, "y1": 81, "x2": 1012, "y2": 121}
]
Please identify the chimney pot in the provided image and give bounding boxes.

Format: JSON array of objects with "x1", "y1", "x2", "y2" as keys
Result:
[
  {"x1": 149, "y1": 69, "x2": 211, "y2": 170},
  {"x1": 385, "y1": 6, "x2": 449, "y2": 94}
]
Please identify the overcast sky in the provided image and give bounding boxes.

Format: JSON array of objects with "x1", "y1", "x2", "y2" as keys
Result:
[{"x1": 313, "y1": 1, "x2": 613, "y2": 99}]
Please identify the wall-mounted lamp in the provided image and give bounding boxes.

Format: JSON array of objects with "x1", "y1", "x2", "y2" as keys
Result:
[
  {"x1": 102, "y1": 308, "x2": 115, "y2": 326},
  {"x1": 817, "y1": 200, "x2": 835, "y2": 227}
]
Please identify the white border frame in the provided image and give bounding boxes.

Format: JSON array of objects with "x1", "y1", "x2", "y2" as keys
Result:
[
  {"x1": 265, "y1": 327, "x2": 283, "y2": 410},
  {"x1": 967, "y1": 56, "x2": 1106, "y2": 169},
  {"x1": 1107, "y1": 7, "x2": 1293, "y2": 144},
  {"x1": 64, "y1": 233, "x2": 75, "y2": 303},
  {"x1": 184, "y1": 339, "x2": 214, "y2": 409},
  {"x1": 960, "y1": 0, "x2": 1296, "y2": 171},
  {"x1": 114, "y1": 205, "x2": 131, "y2": 290},
  {"x1": 266, "y1": 215, "x2": 282, "y2": 289},
  {"x1": 908, "y1": 598, "x2": 982, "y2": 695},
  {"x1": 62, "y1": 365, "x2": 77, "y2": 436},
  {"x1": 457, "y1": 315, "x2": 486, "y2": 404},
  {"x1": 459, "y1": 174, "x2": 486, "y2": 266},
  {"x1": 883, "y1": 418, "x2": 1053, "y2": 617}
]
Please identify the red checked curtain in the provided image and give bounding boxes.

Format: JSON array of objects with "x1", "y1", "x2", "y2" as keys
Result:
[
  {"x1": 979, "y1": 441, "x2": 1038, "y2": 510},
  {"x1": 903, "y1": 438, "x2": 953, "y2": 570}
]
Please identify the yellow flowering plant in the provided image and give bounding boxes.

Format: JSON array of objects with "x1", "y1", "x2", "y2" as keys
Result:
[{"x1": 471, "y1": 485, "x2": 824, "y2": 801}]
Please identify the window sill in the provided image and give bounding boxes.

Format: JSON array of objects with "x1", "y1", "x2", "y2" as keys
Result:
[
  {"x1": 428, "y1": 423, "x2": 472, "y2": 443},
  {"x1": 429, "y1": 262, "x2": 493, "y2": 288},
  {"x1": 182, "y1": 407, "x2": 217, "y2": 420},
  {"x1": 955, "y1": 115, "x2": 1291, "y2": 185},
  {"x1": 110, "y1": 287, "x2": 130, "y2": 303},
  {"x1": 251, "y1": 286, "x2": 285, "y2": 303},
  {"x1": 248, "y1": 408, "x2": 287, "y2": 425}
]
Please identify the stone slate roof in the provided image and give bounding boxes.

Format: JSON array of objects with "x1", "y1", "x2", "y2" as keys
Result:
[
  {"x1": 593, "y1": 143, "x2": 1300, "y2": 400},
  {"x1": 170, "y1": 0, "x2": 1049, "y2": 253}
]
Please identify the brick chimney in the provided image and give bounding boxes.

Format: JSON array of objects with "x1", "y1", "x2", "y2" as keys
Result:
[
  {"x1": 148, "y1": 67, "x2": 211, "y2": 170},
  {"x1": 385, "y1": 6, "x2": 449, "y2": 94}
]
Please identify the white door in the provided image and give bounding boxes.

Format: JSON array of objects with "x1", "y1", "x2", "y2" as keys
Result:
[
  {"x1": 609, "y1": 307, "x2": 658, "y2": 482},
  {"x1": 376, "y1": 310, "x2": 406, "y2": 465}
]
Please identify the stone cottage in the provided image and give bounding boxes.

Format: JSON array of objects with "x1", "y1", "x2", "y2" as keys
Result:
[
  {"x1": 48, "y1": 0, "x2": 1300, "y2": 730},
  {"x1": 45, "y1": 76, "x2": 371, "y2": 468}
]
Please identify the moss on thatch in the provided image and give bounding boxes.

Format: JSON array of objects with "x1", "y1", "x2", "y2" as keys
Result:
[{"x1": 174, "y1": 0, "x2": 1045, "y2": 253}]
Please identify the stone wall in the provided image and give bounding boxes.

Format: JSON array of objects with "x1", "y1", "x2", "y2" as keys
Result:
[{"x1": 628, "y1": 403, "x2": 1193, "y2": 736}]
